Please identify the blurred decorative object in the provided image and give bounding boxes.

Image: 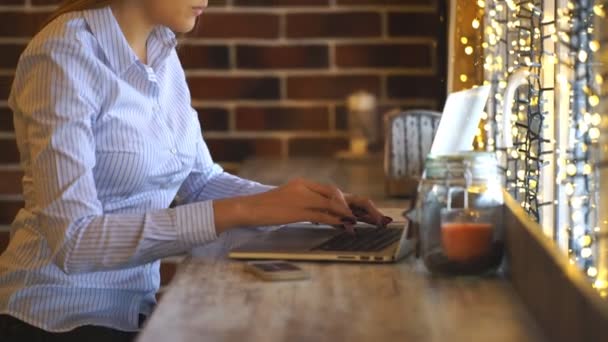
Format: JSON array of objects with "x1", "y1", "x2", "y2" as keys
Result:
[
  {"x1": 551, "y1": 0, "x2": 605, "y2": 293},
  {"x1": 471, "y1": 0, "x2": 608, "y2": 294},
  {"x1": 595, "y1": 0, "x2": 608, "y2": 297},
  {"x1": 384, "y1": 110, "x2": 441, "y2": 197},
  {"x1": 345, "y1": 91, "x2": 378, "y2": 156}
]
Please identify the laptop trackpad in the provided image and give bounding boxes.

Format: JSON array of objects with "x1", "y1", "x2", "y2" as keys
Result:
[{"x1": 234, "y1": 227, "x2": 340, "y2": 252}]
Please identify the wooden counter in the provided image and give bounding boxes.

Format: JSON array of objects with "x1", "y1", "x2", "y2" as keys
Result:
[{"x1": 137, "y1": 157, "x2": 545, "y2": 342}]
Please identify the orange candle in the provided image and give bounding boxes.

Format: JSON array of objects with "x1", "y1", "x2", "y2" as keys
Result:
[{"x1": 441, "y1": 223, "x2": 493, "y2": 262}]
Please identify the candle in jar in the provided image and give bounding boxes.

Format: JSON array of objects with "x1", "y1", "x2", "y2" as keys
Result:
[{"x1": 441, "y1": 223, "x2": 493, "y2": 262}]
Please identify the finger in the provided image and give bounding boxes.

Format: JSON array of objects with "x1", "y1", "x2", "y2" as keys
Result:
[
  {"x1": 299, "y1": 180, "x2": 353, "y2": 216},
  {"x1": 300, "y1": 190, "x2": 354, "y2": 220},
  {"x1": 346, "y1": 195, "x2": 389, "y2": 227},
  {"x1": 307, "y1": 210, "x2": 345, "y2": 226},
  {"x1": 299, "y1": 183, "x2": 355, "y2": 219}
]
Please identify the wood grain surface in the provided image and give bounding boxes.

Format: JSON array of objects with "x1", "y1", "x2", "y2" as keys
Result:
[
  {"x1": 138, "y1": 258, "x2": 543, "y2": 342},
  {"x1": 137, "y1": 157, "x2": 546, "y2": 342}
]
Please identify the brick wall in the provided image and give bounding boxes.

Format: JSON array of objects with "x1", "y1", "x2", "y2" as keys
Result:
[{"x1": 0, "y1": 0, "x2": 447, "y2": 284}]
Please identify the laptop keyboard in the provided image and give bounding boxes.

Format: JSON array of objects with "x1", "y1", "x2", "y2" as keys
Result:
[{"x1": 312, "y1": 228, "x2": 403, "y2": 252}]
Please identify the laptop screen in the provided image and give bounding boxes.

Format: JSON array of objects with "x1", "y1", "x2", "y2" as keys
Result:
[{"x1": 430, "y1": 85, "x2": 491, "y2": 156}]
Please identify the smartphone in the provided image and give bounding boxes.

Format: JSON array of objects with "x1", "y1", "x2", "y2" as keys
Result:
[{"x1": 244, "y1": 261, "x2": 310, "y2": 281}]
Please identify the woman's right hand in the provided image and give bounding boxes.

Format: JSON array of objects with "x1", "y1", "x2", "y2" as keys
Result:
[{"x1": 213, "y1": 178, "x2": 357, "y2": 234}]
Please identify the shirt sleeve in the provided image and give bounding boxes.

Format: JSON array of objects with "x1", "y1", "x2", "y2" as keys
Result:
[
  {"x1": 175, "y1": 131, "x2": 275, "y2": 206},
  {"x1": 11, "y1": 38, "x2": 218, "y2": 275}
]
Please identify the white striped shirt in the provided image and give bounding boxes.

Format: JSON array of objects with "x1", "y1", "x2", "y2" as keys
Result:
[{"x1": 0, "y1": 7, "x2": 272, "y2": 332}]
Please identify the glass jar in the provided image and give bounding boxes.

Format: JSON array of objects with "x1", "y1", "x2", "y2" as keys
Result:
[{"x1": 416, "y1": 152, "x2": 505, "y2": 275}]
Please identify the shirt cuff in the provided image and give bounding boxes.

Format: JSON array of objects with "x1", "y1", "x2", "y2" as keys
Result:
[{"x1": 173, "y1": 200, "x2": 218, "y2": 247}]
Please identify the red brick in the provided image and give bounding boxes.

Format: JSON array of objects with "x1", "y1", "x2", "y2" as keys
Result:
[
  {"x1": 335, "y1": 43, "x2": 433, "y2": 68},
  {"x1": 237, "y1": 45, "x2": 329, "y2": 69},
  {"x1": 287, "y1": 75, "x2": 380, "y2": 100},
  {"x1": 194, "y1": 13, "x2": 280, "y2": 39},
  {"x1": 206, "y1": 138, "x2": 282, "y2": 162},
  {"x1": 207, "y1": 0, "x2": 229, "y2": 5},
  {"x1": 0, "y1": 139, "x2": 19, "y2": 164},
  {"x1": 0, "y1": 231, "x2": 9, "y2": 254},
  {"x1": 0, "y1": 108, "x2": 14, "y2": 133},
  {"x1": 188, "y1": 76, "x2": 280, "y2": 100},
  {"x1": 338, "y1": 0, "x2": 434, "y2": 4},
  {"x1": 387, "y1": 75, "x2": 444, "y2": 99},
  {"x1": 0, "y1": 44, "x2": 25, "y2": 69},
  {"x1": 177, "y1": 45, "x2": 230, "y2": 69},
  {"x1": 0, "y1": 169, "x2": 23, "y2": 195},
  {"x1": 235, "y1": 0, "x2": 328, "y2": 5},
  {"x1": 160, "y1": 261, "x2": 178, "y2": 286},
  {"x1": 0, "y1": 12, "x2": 50, "y2": 38},
  {"x1": 0, "y1": 76, "x2": 14, "y2": 101},
  {"x1": 31, "y1": 0, "x2": 63, "y2": 4},
  {"x1": 288, "y1": 137, "x2": 349, "y2": 156},
  {"x1": 235, "y1": 106, "x2": 330, "y2": 131},
  {"x1": 195, "y1": 107, "x2": 230, "y2": 131},
  {"x1": 286, "y1": 12, "x2": 381, "y2": 38},
  {"x1": 32, "y1": 0, "x2": 226, "y2": 4},
  {"x1": 388, "y1": 12, "x2": 442, "y2": 37},
  {"x1": 0, "y1": 200, "x2": 22, "y2": 225}
]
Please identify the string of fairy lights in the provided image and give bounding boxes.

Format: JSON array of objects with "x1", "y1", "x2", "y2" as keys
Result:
[
  {"x1": 458, "y1": 0, "x2": 606, "y2": 291},
  {"x1": 556, "y1": 0, "x2": 605, "y2": 292},
  {"x1": 480, "y1": 0, "x2": 552, "y2": 222}
]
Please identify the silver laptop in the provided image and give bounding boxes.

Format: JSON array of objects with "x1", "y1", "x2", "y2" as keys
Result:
[
  {"x1": 229, "y1": 218, "x2": 413, "y2": 263},
  {"x1": 228, "y1": 86, "x2": 491, "y2": 263}
]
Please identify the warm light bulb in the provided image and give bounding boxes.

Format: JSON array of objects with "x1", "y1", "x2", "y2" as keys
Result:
[
  {"x1": 591, "y1": 113, "x2": 602, "y2": 126},
  {"x1": 581, "y1": 248, "x2": 593, "y2": 258},
  {"x1": 589, "y1": 95, "x2": 600, "y2": 107},
  {"x1": 583, "y1": 164, "x2": 593, "y2": 175},
  {"x1": 580, "y1": 235, "x2": 592, "y2": 247},
  {"x1": 460, "y1": 74, "x2": 468, "y2": 82},
  {"x1": 589, "y1": 127, "x2": 600, "y2": 140},
  {"x1": 578, "y1": 50, "x2": 588, "y2": 63},
  {"x1": 589, "y1": 40, "x2": 600, "y2": 52},
  {"x1": 464, "y1": 46, "x2": 474, "y2": 55},
  {"x1": 593, "y1": 4, "x2": 606, "y2": 18},
  {"x1": 472, "y1": 18, "x2": 480, "y2": 29}
]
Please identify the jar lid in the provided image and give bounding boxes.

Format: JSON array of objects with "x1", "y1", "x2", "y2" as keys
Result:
[{"x1": 424, "y1": 151, "x2": 499, "y2": 180}]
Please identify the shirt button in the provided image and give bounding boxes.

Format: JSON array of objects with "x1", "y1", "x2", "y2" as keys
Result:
[{"x1": 170, "y1": 148, "x2": 177, "y2": 155}]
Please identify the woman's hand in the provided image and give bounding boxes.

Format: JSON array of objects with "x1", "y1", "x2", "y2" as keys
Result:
[
  {"x1": 344, "y1": 194, "x2": 393, "y2": 228},
  {"x1": 212, "y1": 178, "x2": 391, "y2": 235}
]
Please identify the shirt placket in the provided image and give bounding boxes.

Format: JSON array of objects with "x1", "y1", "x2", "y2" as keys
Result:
[{"x1": 143, "y1": 64, "x2": 180, "y2": 189}]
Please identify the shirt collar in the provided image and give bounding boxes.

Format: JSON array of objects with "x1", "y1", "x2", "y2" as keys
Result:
[{"x1": 83, "y1": 7, "x2": 177, "y2": 75}]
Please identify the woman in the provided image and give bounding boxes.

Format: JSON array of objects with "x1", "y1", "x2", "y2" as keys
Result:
[{"x1": 0, "y1": 0, "x2": 392, "y2": 341}]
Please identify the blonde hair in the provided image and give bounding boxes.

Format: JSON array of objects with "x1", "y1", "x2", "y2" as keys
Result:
[{"x1": 42, "y1": 0, "x2": 113, "y2": 29}]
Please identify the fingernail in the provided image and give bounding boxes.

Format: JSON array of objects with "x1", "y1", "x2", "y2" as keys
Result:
[
  {"x1": 341, "y1": 217, "x2": 357, "y2": 224},
  {"x1": 382, "y1": 216, "x2": 393, "y2": 225}
]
